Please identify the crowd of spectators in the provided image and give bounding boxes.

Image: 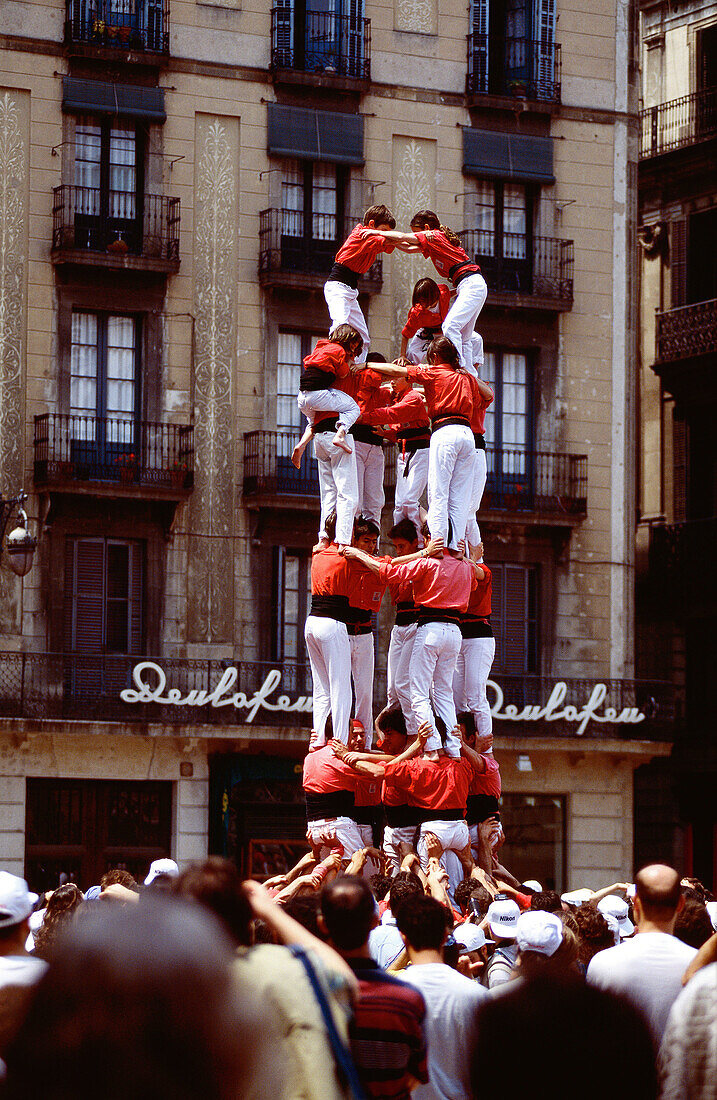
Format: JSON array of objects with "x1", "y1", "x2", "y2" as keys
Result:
[{"x1": 0, "y1": 853, "x2": 714, "y2": 1098}]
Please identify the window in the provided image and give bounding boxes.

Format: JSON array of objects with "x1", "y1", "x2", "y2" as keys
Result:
[
  {"x1": 469, "y1": 0, "x2": 557, "y2": 100},
  {"x1": 280, "y1": 160, "x2": 345, "y2": 272},
  {"x1": 73, "y1": 117, "x2": 142, "y2": 251},
  {"x1": 499, "y1": 794, "x2": 565, "y2": 891},
  {"x1": 277, "y1": 331, "x2": 320, "y2": 430},
  {"x1": 274, "y1": 0, "x2": 367, "y2": 79},
  {"x1": 483, "y1": 350, "x2": 532, "y2": 496},
  {"x1": 272, "y1": 547, "x2": 312, "y2": 664},
  {"x1": 63, "y1": 537, "x2": 144, "y2": 654},
  {"x1": 471, "y1": 179, "x2": 533, "y2": 291},
  {"x1": 490, "y1": 562, "x2": 539, "y2": 674}
]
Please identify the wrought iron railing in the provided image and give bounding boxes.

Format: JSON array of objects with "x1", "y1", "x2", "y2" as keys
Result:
[
  {"x1": 458, "y1": 231, "x2": 574, "y2": 303},
  {"x1": 52, "y1": 186, "x2": 180, "y2": 264},
  {"x1": 243, "y1": 431, "x2": 587, "y2": 517},
  {"x1": 0, "y1": 652, "x2": 676, "y2": 738},
  {"x1": 270, "y1": 4, "x2": 370, "y2": 80},
  {"x1": 640, "y1": 86, "x2": 717, "y2": 158},
  {"x1": 467, "y1": 35, "x2": 561, "y2": 102},
  {"x1": 33, "y1": 414, "x2": 194, "y2": 490},
  {"x1": 65, "y1": 0, "x2": 169, "y2": 53},
  {"x1": 258, "y1": 209, "x2": 382, "y2": 287},
  {"x1": 655, "y1": 299, "x2": 717, "y2": 363},
  {"x1": 648, "y1": 518, "x2": 717, "y2": 610}
]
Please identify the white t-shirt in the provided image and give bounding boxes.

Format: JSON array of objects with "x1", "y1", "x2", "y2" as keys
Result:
[
  {"x1": 0, "y1": 955, "x2": 48, "y2": 989},
  {"x1": 586, "y1": 932, "x2": 696, "y2": 1043},
  {"x1": 401, "y1": 962, "x2": 488, "y2": 1100}
]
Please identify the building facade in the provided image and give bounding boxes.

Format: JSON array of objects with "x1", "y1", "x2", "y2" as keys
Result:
[
  {"x1": 0, "y1": 0, "x2": 672, "y2": 892},
  {"x1": 636, "y1": 0, "x2": 717, "y2": 887}
]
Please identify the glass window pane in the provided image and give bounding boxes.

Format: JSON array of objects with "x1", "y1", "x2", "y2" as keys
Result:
[
  {"x1": 482, "y1": 350, "x2": 496, "y2": 447},
  {"x1": 474, "y1": 179, "x2": 495, "y2": 256},
  {"x1": 106, "y1": 316, "x2": 136, "y2": 426},
  {"x1": 312, "y1": 163, "x2": 337, "y2": 241},
  {"x1": 109, "y1": 128, "x2": 136, "y2": 220},
  {"x1": 71, "y1": 313, "x2": 98, "y2": 432},
  {"x1": 503, "y1": 183, "x2": 526, "y2": 258},
  {"x1": 282, "y1": 162, "x2": 304, "y2": 237},
  {"x1": 74, "y1": 121, "x2": 101, "y2": 208},
  {"x1": 277, "y1": 333, "x2": 303, "y2": 430}
]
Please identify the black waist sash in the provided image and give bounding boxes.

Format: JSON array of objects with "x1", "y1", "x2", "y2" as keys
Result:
[
  {"x1": 309, "y1": 594, "x2": 350, "y2": 623},
  {"x1": 328, "y1": 262, "x2": 359, "y2": 289},
  {"x1": 385, "y1": 804, "x2": 429, "y2": 827},
  {"x1": 416, "y1": 607, "x2": 463, "y2": 628},
  {"x1": 314, "y1": 415, "x2": 339, "y2": 434},
  {"x1": 305, "y1": 789, "x2": 355, "y2": 822}
]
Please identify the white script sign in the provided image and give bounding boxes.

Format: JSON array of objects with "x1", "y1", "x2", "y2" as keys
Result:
[{"x1": 121, "y1": 662, "x2": 647, "y2": 735}]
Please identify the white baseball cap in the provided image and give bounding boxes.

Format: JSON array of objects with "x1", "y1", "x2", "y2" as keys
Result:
[
  {"x1": 144, "y1": 858, "x2": 179, "y2": 886},
  {"x1": 516, "y1": 910, "x2": 564, "y2": 957},
  {"x1": 561, "y1": 888, "x2": 593, "y2": 908},
  {"x1": 486, "y1": 897, "x2": 521, "y2": 938},
  {"x1": 453, "y1": 923, "x2": 493, "y2": 952},
  {"x1": 597, "y1": 895, "x2": 634, "y2": 938},
  {"x1": 0, "y1": 872, "x2": 38, "y2": 928}
]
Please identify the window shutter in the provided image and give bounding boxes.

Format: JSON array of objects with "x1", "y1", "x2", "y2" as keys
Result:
[
  {"x1": 672, "y1": 414, "x2": 688, "y2": 522},
  {"x1": 533, "y1": 0, "x2": 556, "y2": 99},
  {"x1": 72, "y1": 539, "x2": 106, "y2": 652},
  {"x1": 670, "y1": 219, "x2": 687, "y2": 308},
  {"x1": 470, "y1": 0, "x2": 489, "y2": 93},
  {"x1": 491, "y1": 563, "x2": 504, "y2": 667},
  {"x1": 129, "y1": 542, "x2": 143, "y2": 654},
  {"x1": 274, "y1": 0, "x2": 294, "y2": 64},
  {"x1": 346, "y1": 0, "x2": 364, "y2": 73},
  {"x1": 503, "y1": 566, "x2": 528, "y2": 673},
  {"x1": 272, "y1": 546, "x2": 285, "y2": 661}
]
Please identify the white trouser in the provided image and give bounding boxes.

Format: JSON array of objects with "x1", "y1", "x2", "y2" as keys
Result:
[
  {"x1": 442, "y1": 273, "x2": 488, "y2": 374},
  {"x1": 307, "y1": 816, "x2": 364, "y2": 861},
  {"x1": 383, "y1": 824, "x2": 419, "y2": 875},
  {"x1": 418, "y1": 820, "x2": 471, "y2": 894},
  {"x1": 470, "y1": 332, "x2": 484, "y2": 371},
  {"x1": 465, "y1": 448, "x2": 487, "y2": 549},
  {"x1": 386, "y1": 622, "x2": 419, "y2": 735},
  {"x1": 314, "y1": 430, "x2": 359, "y2": 546},
  {"x1": 409, "y1": 621, "x2": 462, "y2": 756},
  {"x1": 453, "y1": 635, "x2": 496, "y2": 740},
  {"x1": 349, "y1": 631, "x2": 374, "y2": 745},
  {"x1": 406, "y1": 331, "x2": 440, "y2": 364},
  {"x1": 324, "y1": 280, "x2": 369, "y2": 362},
  {"x1": 305, "y1": 615, "x2": 352, "y2": 745},
  {"x1": 426, "y1": 424, "x2": 476, "y2": 549},
  {"x1": 354, "y1": 440, "x2": 385, "y2": 525},
  {"x1": 357, "y1": 823, "x2": 381, "y2": 877},
  {"x1": 297, "y1": 388, "x2": 361, "y2": 432},
  {"x1": 394, "y1": 448, "x2": 429, "y2": 543}
]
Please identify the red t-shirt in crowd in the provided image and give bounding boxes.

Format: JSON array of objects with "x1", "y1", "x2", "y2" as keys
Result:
[
  {"x1": 347, "y1": 557, "x2": 388, "y2": 615},
  {"x1": 470, "y1": 383, "x2": 493, "y2": 435},
  {"x1": 300, "y1": 339, "x2": 352, "y2": 391},
  {"x1": 414, "y1": 230, "x2": 480, "y2": 284},
  {"x1": 465, "y1": 565, "x2": 492, "y2": 618},
  {"x1": 363, "y1": 389, "x2": 430, "y2": 432},
  {"x1": 405, "y1": 363, "x2": 475, "y2": 421},
  {"x1": 378, "y1": 554, "x2": 476, "y2": 612},
  {"x1": 469, "y1": 754, "x2": 502, "y2": 798},
  {"x1": 310, "y1": 545, "x2": 352, "y2": 598},
  {"x1": 401, "y1": 284, "x2": 451, "y2": 339},
  {"x1": 334, "y1": 224, "x2": 396, "y2": 275},
  {"x1": 383, "y1": 755, "x2": 473, "y2": 813},
  {"x1": 354, "y1": 773, "x2": 382, "y2": 808},
  {"x1": 303, "y1": 746, "x2": 359, "y2": 794}
]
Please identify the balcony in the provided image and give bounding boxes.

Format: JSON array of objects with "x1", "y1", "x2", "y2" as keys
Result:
[
  {"x1": 655, "y1": 299, "x2": 717, "y2": 364},
  {"x1": 458, "y1": 231, "x2": 573, "y2": 311},
  {"x1": 270, "y1": 4, "x2": 370, "y2": 86},
  {"x1": 648, "y1": 519, "x2": 717, "y2": 615},
  {"x1": 0, "y1": 652, "x2": 676, "y2": 740},
  {"x1": 52, "y1": 186, "x2": 180, "y2": 273},
  {"x1": 65, "y1": 0, "x2": 169, "y2": 57},
  {"x1": 243, "y1": 430, "x2": 587, "y2": 524},
  {"x1": 259, "y1": 211, "x2": 382, "y2": 292},
  {"x1": 33, "y1": 414, "x2": 194, "y2": 499},
  {"x1": 640, "y1": 87, "x2": 717, "y2": 159},
  {"x1": 467, "y1": 36, "x2": 561, "y2": 104}
]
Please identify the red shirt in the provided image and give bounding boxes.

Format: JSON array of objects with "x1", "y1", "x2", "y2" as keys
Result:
[
  {"x1": 341, "y1": 367, "x2": 390, "y2": 421},
  {"x1": 311, "y1": 545, "x2": 351, "y2": 598},
  {"x1": 470, "y1": 381, "x2": 493, "y2": 435},
  {"x1": 303, "y1": 746, "x2": 359, "y2": 794},
  {"x1": 469, "y1": 754, "x2": 502, "y2": 798},
  {"x1": 383, "y1": 756, "x2": 473, "y2": 813},
  {"x1": 347, "y1": 557, "x2": 387, "y2": 614},
  {"x1": 401, "y1": 285, "x2": 451, "y2": 339},
  {"x1": 405, "y1": 363, "x2": 475, "y2": 421},
  {"x1": 414, "y1": 230, "x2": 480, "y2": 284},
  {"x1": 378, "y1": 555, "x2": 476, "y2": 612},
  {"x1": 465, "y1": 565, "x2": 492, "y2": 617},
  {"x1": 363, "y1": 390, "x2": 430, "y2": 432},
  {"x1": 354, "y1": 773, "x2": 382, "y2": 808},
  {"x1": 300, "y1": 339, "x2": 351, "y2": 390},
  {"x1": 335, "y1": 224, "x2": 396, "y2": 275}
]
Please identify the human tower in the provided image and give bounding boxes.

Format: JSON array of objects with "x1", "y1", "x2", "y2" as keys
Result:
[{"x1": 293, "y1": 205, "x2": 502, "y2": 892}]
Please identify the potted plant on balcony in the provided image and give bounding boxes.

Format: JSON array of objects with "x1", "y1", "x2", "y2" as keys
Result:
[
  {"x1": 107, "y1": 235, "x2": 129, "y2": 254},
  {"x1": 508, "y1": 78, "x2": 529, "y2": 97},
  {"x1": 116, "y1": 453, "x2": 138, "y2": 485},
  {"x1": 92, "y1": 19, "x2": 106, "y2": 41},
  {"x1": 171, "y1": 459, "x2": 188, "y2": 489}
]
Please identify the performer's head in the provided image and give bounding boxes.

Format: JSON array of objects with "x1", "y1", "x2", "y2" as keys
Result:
[
  {"x1": 426, "y1": 335, "x2": 461, "y2": 370},
  {"x1": 388, "y1": 519, "x2": 419, "y2": 557},
  {"x1": 353, "y1": 515, "x2": 380, "y2": 554},
  {"x1": 323, "y1": 511, "x2": 337, "y2": 543},
  {"x1": 329, "y1": 324, "x2": 364, "y2": 359}
]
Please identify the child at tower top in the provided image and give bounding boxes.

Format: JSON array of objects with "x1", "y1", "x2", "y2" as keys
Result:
[
  {"x1": 400, "y1": 277, "x2": 452, "y2": 364},
  {"x1": 366, "y1": 209, "x2": 488, "y2": 377},
  {"x1": 291, "y1": 324, "x2": 364, "y2": 469},
  {"x1": 324, "y1": 204, "x2": 397, "y2": 363}
]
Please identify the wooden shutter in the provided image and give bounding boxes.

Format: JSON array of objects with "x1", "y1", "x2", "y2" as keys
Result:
[
  {"x1": 346, "y1": 0, "x2": 364, "y2": 75},
  {"x1": 503, "y1": 565, "x2": 528, "y2": 673},
  {"x1": 129, "y1": 542, "x2": 143, "y2": 653},
  {"x1": 533, "y1": 0, "x2": 556, "y2": 98},
  {"x1": 471, "y1": 0, "x2": 489, "y2": 93},
  {"x1": 274, "y1": 0, "x2": 294, "y2": 64},
  {"x1": 672, "y1": 414, "x2": 688, "y2": 523},
  {"x1": 491, "y1": 563, "x2": 503, "y2": 666},
  {"x1": 69, "y1": 539, "x2": 105, "y2": 652},
  {"x1": 670, "y1": 218, "x2": 687, "y2": 308}
]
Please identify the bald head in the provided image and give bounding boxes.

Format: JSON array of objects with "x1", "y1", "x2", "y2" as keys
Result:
[{"x1": 635, "y1": 864, "x2": 682, "y2": 923}]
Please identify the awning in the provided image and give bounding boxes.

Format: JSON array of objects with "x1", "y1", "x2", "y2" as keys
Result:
[
  {"x1": 62, "y1": 77, "x2": 166, "y2": 122},
  {"x1": 463, "y1": 128, "x2": 555, "y2": 183},
  {"x1": 268, "y1": 103, "x2": 364, "y2": 165}
]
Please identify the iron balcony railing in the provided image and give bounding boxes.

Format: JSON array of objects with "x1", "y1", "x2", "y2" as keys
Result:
[
  {"x1": 270, "y1": 4, "x2": 370, "y2": 80},
  {"x1": 467, "y1": 35, "x2": 561, "y2": 102},
  {"x1": 458, "y1": 230, "x2": 574, "y2": 304},
  {"x1": 65, "y1": 0, "x2": 169, "y2": 53},
  {"x1": 259, "y1": 209, "x2": 382, "y2": 287},
  {"x1": 0, "y1": 652, "x2": 677, "y2": 738},
  {"x1": 648, "y1": 518, "x2": 717, "y2": 610},
  {"x1": 243, "y1": 431, "x2": 587, "y2": 518},
  {"x1": 640, "y1": 86, "x2": 717, "y2": 158},
  {"x1": 655, "y1": 299, "x2": 717, "y2": 363},
  {"x1": 52, "y1": 186, "x2": 180, "y2": 265},
  {"x1": 33, "y1": 413, "x2": 194, "y2": 490}
]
